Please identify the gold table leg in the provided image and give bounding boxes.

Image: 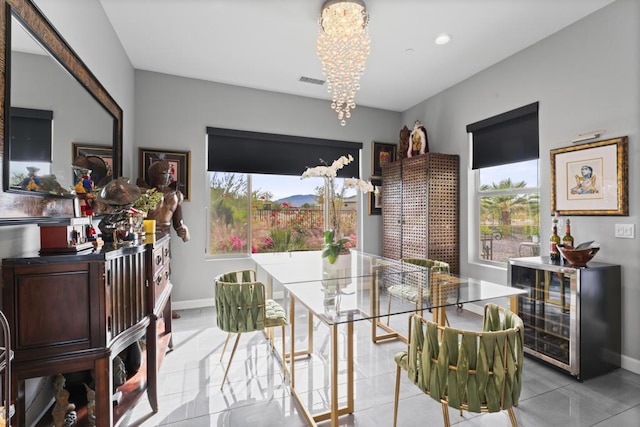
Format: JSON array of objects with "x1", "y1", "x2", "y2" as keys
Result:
[{"x1": 288, "y1": 295, "x2": 355, "y2": 426}]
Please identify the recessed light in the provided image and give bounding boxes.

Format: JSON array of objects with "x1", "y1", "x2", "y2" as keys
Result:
[
  {"x1": 405, "y1": 48, "x2": 415, "y2": 54},
  {"x1": 435, "y1": 33, "x2": 452, "y2": 45}
]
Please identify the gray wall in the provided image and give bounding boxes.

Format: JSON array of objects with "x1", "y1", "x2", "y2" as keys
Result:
[
  {"x1": 134, "y1": 70, "x2": 401, "y2": 305},
  {"x1": 403, "y1": 0, "x2": 639, "y2": 371}
]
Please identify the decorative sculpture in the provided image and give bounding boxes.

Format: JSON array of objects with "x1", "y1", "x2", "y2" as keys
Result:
[
  {"x1": 408, "y1": 120, "x2": 429, "y2": 157},
  {"x1": 141, "y1": 159, "x2": 190, "y2": 242},
  {"x1": 52, "y1": 374, "x2": 76, "y2": 427},
  {"x1": 85, "y1": 383, "x2": 96, "y2": 427},
  {"x1": 398, "y1": 125, "x2": 410, "y2": 160},
  {"x1": 20, "y1": 166, "x2": 42, "y2": 191},
  {"x1": 139, "y1": 158, "x2": 189, "y2": 318}
]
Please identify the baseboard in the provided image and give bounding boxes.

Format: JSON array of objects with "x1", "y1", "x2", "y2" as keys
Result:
[
  {"x1": 173, "y1": 292, "x2": 286, "y2": 312},
  {"x1": 621, "y1": 354, "x2": 640, "y2": 375},
  {"x1": 173, "y1": 298, "x2": 215, "y2": 311}
]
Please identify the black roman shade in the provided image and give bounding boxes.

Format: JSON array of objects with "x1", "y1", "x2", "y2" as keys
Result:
[
  {"x1": 10, "y1": 107, "x2": 53, "y2": 162},
  {"x1": 467, "y1": 102, "x2": 539, "y2": 169},
  {"x1": 207, "y1": 127, "x2": 362, "y2": 177}
]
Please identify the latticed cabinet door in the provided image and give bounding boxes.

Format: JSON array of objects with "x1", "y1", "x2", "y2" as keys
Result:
[
  {"x1": 382, "y1": 160, "x2": 402, "y2": 259},
  {"x1": 400, "y1": 155, "x2": 429, "y2": 259},
  {"x1": 426, "y1": 153, "x2": 460, "y2": 273}
]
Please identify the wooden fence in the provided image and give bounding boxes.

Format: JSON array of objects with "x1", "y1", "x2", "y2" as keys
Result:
[{"x1": 253, "y1": 207, "x2": 355, "y2": 230}]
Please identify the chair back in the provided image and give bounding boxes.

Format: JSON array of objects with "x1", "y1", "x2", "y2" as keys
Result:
[
  {"x1": 406, "y1": 303, "x2": 524, "y2": 414},
  {"x1": 402, "y1": 258, "x2": 450, "y2": 273},
  {"x1": 214, "y1": 270, "x2": 268, "y2": 334}
]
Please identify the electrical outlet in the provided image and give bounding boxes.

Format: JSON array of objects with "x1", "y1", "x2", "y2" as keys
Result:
[{"x1": 615, "y1": 224, "x2": 635, "y2": 239}]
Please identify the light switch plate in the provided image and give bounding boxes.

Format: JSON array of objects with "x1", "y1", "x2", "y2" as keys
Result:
[{"x1": 615, "y1": 224, "x2": 635, "y2": 239}]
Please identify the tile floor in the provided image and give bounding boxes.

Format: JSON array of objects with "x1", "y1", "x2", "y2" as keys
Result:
[{"x1": 122, "y1": 306, "x2": 640, "y2": 426}]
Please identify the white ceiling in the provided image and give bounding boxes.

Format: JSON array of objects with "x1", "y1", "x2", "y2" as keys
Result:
[{"x1": 97, "y1": 0, "x2": 615, "y2": 113}]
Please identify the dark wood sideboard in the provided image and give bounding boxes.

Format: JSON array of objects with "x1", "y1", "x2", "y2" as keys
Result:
[{"x1": 1, "y1": 233, "x2": 173, "y2": 426}]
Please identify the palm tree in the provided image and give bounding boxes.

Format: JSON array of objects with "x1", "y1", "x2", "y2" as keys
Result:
[{"x1": 480, "y1": 178, "x2": 533, "y2": 228}]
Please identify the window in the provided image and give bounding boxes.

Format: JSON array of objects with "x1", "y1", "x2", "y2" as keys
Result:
[
  {"x1": 208, "y1": 172, "x2": 359, "y2": 256},
  {"x1": 206, "y1": 127, "x2": 362, "y2": 257},
  {"x1": 477, "y1": 160, "x2": 539, "y2": 263},
  {"x1": 468, "y1": 103, "x2": 540, "y2": 264}
]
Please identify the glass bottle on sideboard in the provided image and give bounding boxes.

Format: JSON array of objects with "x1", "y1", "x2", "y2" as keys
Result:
[
  {"x1": 508, "y1": 256, "x2": 621, "y2": 381},
  {"x1": 562, "y1": 219, "x2": 574, "y2": 248},
  {"x1": 549, "y1": 215, "x2": 561, "y2": 261}
]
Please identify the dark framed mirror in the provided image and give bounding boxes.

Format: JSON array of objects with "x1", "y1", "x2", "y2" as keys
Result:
[{"x1": 0, "y1": 0, "x2": 122, "y2": 225}]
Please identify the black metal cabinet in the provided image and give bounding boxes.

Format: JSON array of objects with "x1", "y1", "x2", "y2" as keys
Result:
[{"x1": 508, "y1": 256, "x2": 621, "y2": 380}]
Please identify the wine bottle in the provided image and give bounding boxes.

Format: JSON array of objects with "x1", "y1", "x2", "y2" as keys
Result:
[
  {"x1": 562, "y1": 219, "x2": 574, "y2": 248},
  {"x1": 550, "y1": 215, "x2": 561, "y2": 261}
]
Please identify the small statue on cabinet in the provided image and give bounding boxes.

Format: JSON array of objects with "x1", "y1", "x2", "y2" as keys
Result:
[
  {"x1": 138, "y1": 159, "x2": 190, "y2": 242},
  {"x1": 398, "y1": 125, "x2": 410, "y2": 160},
  {"x1": 408, "y1": 120, "x2": 429, "y2": 157},
  {"x1": 73, "y1": 166, "x2": 96, "y2": 216},
  {"x1": 85, "y1": 383, "x2": 96, "y2": 427},
  {"x1": 138, "y1": 158, "x2": 189, "y2": 318},
  {"x1": 52, "y1": 374, "x2": 76, "y2": 427},
  {"x1": 20, "y1": 166, "x2": 42, "y2": 191}
]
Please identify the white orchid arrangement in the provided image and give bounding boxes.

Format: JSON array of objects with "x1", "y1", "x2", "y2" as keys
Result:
[{"x1": 302, "y1": 154, "x2": 378, "y2": 263}]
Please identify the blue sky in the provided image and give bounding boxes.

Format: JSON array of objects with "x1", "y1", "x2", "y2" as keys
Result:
[
  {"x1": 253, "y1": 174, "x2": 324, "y2": 200},
  {"x1": 479, "y1": 159, "x2": 539, "y2": 188}
]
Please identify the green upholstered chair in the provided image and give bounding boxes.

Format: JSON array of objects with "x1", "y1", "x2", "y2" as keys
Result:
[
  {"x1": 393, "y1": 303, "x2": 524, "y2": 427},
  {"x1": 386, "y1": 258, "x2": 451, "y2": 326},
  {"x1": 214, "y1": 270, "x2": 288, "y2": 388}
]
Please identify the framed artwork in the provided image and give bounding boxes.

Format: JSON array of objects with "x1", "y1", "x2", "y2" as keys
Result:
[
  {"x1": 372, "y1": 142, "x2": 397, "y2": 177},
  {"x1": 71, "y1": 143, "x2": 113, "y2": 185},
  {"x1": 550, "y1": 136, "x2": 628, "y2": 216},
  {"x1": 369, "y1": 178, "x2": 382, "y2": 215},
  {"x1": 138, "y1": 148, "x2": 191, "y2": 200}
]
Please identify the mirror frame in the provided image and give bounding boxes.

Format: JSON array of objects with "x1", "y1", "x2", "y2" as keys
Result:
[{"x1": 0, "y1": 0, "x2": 123, "y2": 225}]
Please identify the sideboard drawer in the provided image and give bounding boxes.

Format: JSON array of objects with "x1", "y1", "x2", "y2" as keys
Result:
[
  {"x1": 153, "y1": 264, "x2": 170, "y2": 306},
  {"x1": 146, "y1": 235, "x2": 172, "y2": 314},
  {"x1": 152, "y1": 246, "x2": 165, "y2": 275}
]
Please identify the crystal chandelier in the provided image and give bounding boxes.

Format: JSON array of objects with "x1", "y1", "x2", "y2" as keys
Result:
[{"x1": 317, "y1": 0, "x2": 370, "y2": 126}]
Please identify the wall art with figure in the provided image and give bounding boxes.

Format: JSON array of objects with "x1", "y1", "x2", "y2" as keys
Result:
[{"x1": 551, "y1": 136, "x2": 627, "y2": 216}]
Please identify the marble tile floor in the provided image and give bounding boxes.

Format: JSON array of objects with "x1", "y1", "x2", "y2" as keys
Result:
[{"x1": 122, "y1": 306, "x2": 640, "y2": 426}]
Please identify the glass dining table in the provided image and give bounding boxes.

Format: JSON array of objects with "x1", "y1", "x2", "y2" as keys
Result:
[{"x1": 252, "y1": 250, "x2": 525, "y2": 427}]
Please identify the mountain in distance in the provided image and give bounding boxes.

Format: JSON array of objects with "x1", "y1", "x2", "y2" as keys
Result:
[{"x1": 275, "y1": 194, "x2": 317, "y2": 207}]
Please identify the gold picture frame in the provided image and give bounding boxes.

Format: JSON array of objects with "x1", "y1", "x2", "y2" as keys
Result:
[
  {"x1": 139, "y1": 148, "x2": 191, "y2": 201},
  {"x1": 550, "y1": 136, "x2": 628, "y2": 216},
  {"x1": 371, "y1": 142, "x2": 397, "y2": 177}
]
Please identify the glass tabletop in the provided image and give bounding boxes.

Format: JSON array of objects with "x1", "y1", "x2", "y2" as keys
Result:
[{"x1": 253, "y1": 250, "x2": 525, "y2": 325}]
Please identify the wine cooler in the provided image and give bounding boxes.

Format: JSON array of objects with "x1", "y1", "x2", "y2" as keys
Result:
[{"x1": 508, "y1": 257, "x2": 621, "y2": 380}]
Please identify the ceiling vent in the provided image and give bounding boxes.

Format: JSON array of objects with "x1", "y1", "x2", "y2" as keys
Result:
[{"x1": 299, "y1": 76, "x2": 326, "y2": 86}]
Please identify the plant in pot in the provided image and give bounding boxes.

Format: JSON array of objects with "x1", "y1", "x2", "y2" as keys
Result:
[
  {"x1": 301, "y1": 155, "x2": 377, "y2": 263},
  {"x1": 131, "y1": 188, "x2": 163, "y2": 234}
]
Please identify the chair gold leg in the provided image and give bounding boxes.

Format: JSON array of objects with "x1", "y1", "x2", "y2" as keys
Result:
[
  {"x1": 393, "y1": 365, "x2": 401, "y2": 427},
  {"x1": 281, "y1": 325, "x2": 287, "y2": 376},
  {"x1": 220, "y1": 333, "x2": 242, "y2": 389},
  {"x1": 507, "y1": 407, "x2": 518, "y2": 427},
  {"x1": 441, "y1": 402, "x2": 450, "y2": 427},
  {"x1": 220, "y1": 332, "x2": 233, "y2": 361}
]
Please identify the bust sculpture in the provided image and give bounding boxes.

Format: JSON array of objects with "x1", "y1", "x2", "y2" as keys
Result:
[
  {"x1": 143, "y1": 159, "x2": 190, "y2": 242},
  {"x1": 408, "y1": 120, "x2": 429, "y2": 157}
]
